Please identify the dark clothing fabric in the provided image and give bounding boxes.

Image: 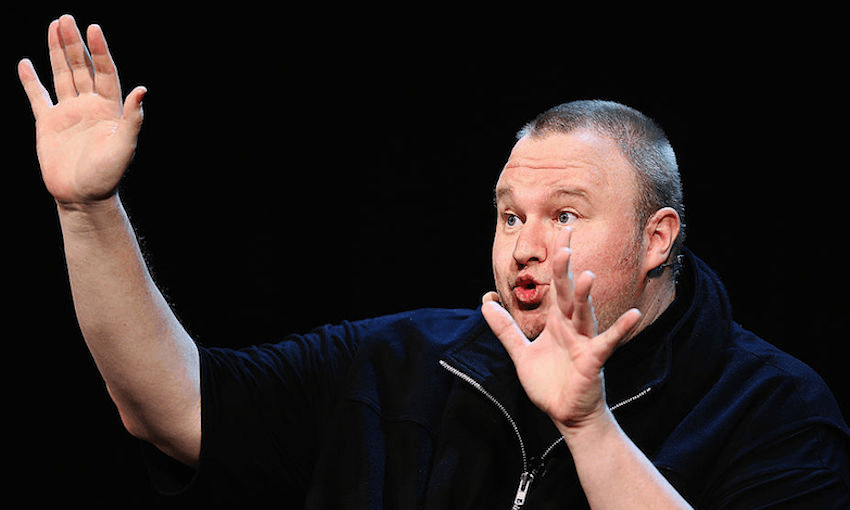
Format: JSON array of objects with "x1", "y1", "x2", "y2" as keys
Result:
[{"x1": 145, "y1": 249, "x2": 850, "y2": 508}]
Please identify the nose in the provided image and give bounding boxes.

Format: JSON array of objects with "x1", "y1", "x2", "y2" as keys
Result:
[{"x1": 512, "y1": 220, "x2": 550, "y2": 267}]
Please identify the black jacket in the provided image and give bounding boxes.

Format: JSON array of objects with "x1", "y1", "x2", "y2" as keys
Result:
[{"x1": 148, "y1": 249, "x2": 850, "y2": 508}]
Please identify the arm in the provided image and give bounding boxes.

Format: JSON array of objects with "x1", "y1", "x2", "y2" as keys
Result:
[
  {"x1": 557, "y1": 409, "x2": 690, "y2": 509},
  {"x1": 482, "y1": 227, "x2": 691, "y2": 509},
  {"x1": 19, "y1": 15, "x2": 200, "y2": 466}
]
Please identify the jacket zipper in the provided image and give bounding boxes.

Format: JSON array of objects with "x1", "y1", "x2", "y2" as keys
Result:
[{"x1": 439, "y1": 360, "x2": 653, "y2": 509}]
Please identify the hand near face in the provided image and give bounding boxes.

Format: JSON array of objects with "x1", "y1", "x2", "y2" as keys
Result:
[{"x1": 482, "y1": 227, "x2": 642, "y2": 434}]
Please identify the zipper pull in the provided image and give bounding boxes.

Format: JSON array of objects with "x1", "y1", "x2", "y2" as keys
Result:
[{"x1": 512, "y1": 471, "x2": 535, "y2": 509}]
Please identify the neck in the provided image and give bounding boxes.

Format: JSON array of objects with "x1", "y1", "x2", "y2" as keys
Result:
[{"x1": 626, "y1": 275, "x2": 677, "y2": 343}]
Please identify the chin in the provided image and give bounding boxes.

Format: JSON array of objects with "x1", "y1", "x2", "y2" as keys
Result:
[
  {"x1": 521, "y1": 323, "x2": 546, "y2": 341},
  {"x1": 494, "y1": 289, "x2": 548, "y2": 340},
  {"x1": 510, "y1": 307, "x2": 548, "y2": 341}
]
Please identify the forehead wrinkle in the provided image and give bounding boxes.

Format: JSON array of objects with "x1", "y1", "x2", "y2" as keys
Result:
[
  {"x1": 493, "y1": 184, "x2": 590, "y2": 210},
  {"x1": 549, "y1": 187, "x2": 591, "y2": 208},
  {"x1": 495, "y1": 162, "x2": 603, "y2": 205},
  {"x1": 502, "y1": 157, "x2": 608, "y2": 186},
  {"x1": 504, "y1": 133, "x2": 613, "y2": 187},
  {"x1": 503, "y1": 158, "x2": 575, "y2": 171}
]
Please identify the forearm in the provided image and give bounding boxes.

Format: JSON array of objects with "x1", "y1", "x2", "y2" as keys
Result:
[
  {"x1": 59, "y1": 195, "x2": 200, "y2": 464},
  {"x1": 561, "y1": 410, "x2": 692, "y2": 510}
]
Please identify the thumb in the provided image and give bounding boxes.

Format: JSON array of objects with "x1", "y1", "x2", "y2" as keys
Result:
[
  {"x1": 481, "y1": 300, "x2": 529, "y2": 361},
  {"x1": 481, "y1": 291, "x2": 501, "y2": 304},
  {"x1": 119, "y1": 86, "x2": 147, "y2": 139}
]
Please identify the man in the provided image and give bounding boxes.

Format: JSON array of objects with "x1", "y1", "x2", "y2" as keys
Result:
[{"x1": 18, "y1": 15, "x2": 849, "y2": 508}]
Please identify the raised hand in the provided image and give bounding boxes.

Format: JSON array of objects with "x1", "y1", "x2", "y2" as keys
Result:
[
  {"x1": 482, "y1": 227, "x2": 642, "y2": 434},
  {"x1": 18, "y1": 14, "x2": 146, "y2": 207}
]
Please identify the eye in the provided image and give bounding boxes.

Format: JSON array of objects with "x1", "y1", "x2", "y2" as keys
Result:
[
  {"x1": 557, "y1": 211, "x2": 577, "y2": 225},
  {"x1": 505, "y1": 214, "x2": 520, "y2": 227}
]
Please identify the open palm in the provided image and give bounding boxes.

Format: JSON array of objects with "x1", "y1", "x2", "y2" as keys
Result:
[{"x1": 18, "y1": 15, "x2": 145, "y2": 206}]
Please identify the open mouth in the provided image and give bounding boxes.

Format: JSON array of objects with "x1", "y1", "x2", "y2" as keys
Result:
[{"x1": 513, "y1": 277, "x2": 548, "y2": 308}]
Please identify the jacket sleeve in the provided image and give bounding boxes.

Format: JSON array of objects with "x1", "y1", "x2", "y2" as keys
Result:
[{"x1": 141, "y1": 321, "x2": 360, "y2": 506}]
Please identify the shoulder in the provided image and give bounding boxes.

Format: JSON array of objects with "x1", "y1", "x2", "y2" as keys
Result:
[
  {"x1": 685, "y1": 325, "x2": 850, "y2": 505},
  {"x1": 723, "y1": 323, "x2": 848, "y2": 436},
  {"x1": 345, "y1": 307, "x2": 486, "y2": 351},
  {"x1": 201, "y1": 308, "x2": 484, "y2": 375}
]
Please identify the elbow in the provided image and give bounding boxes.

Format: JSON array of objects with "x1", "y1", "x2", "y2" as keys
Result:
[
  {"x1": 117, "y1": 407, "x2": 151, "y2": 441},
  {"x1": 105, "y1": 383, "x2": 153, "y2": 441},
  {"x1": 113, "y1": 398, "x2": 202, "y2": 467}
]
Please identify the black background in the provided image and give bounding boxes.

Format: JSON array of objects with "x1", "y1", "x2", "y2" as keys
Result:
[{"x1": 7, "y1": 6, "x2": 848, "y2": 506}]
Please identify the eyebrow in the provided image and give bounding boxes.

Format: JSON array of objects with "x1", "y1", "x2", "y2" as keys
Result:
[{"x1": 493, "y1": 186, "x2": 511, "y2": 206}]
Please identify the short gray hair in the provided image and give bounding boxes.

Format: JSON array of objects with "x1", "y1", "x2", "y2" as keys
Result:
[{"x1": 518, "y1": 100, "x2": 686, "y2": 259}]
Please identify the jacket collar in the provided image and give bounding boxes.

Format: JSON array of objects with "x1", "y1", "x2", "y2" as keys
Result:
[
  {"x1": 603, "y1": 248, "x2": 734, "y2": 406},
  {"x1": 439, "y1": 313, "x2": 518, "y2": 403}
]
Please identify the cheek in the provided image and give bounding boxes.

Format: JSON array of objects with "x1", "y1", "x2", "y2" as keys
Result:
[
  {"x1": 571, "y1": 220, "x2": 639, "y2": 270},
  {"x1": 570, "y1": 232, "x2": 642, "y2": 291},
  {"x1": 571, "y1": 234, "x2": 643, "y2": 325},
  {"x1": 491, "y1": 236, "x2": 511, "y2": 279}
]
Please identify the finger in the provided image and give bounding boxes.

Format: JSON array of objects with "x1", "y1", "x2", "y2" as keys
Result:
[
  {"x1": 594, "y1": 308, "x2": 642, "y2": 361},
  {"x1": 117, "y1": 86, "x2": 147, "y2": 142},
  {"x1": 481, "y1": 291, "x2": 501, "y2": 304},
  {"x1": 87, "y1": 24, "x2": 121, "y2": 100},
  {"x1": 572, "y1": 270, "x2": 598, "y2": 337},
  {"x1": 552, "y1": 227, "x2": 575, "y2": 318},
  {"x1": 481, "y1": 301, "x2": 530, "y2": 361},
  {"x1": 47, "y1": 19, "x2": 76, "y2": 101},
  {"x1": 58, "y1": 14, "x2": 94, "y2": 94},
  {"x1": 17, "y1": 59, "x2": 53, "y2": 119},
  {"x1": 553, "y1": 225, "x2": 573, "y2": 256},
  {"x1": 553, "y1": 249, "x2": 575, "y2": 322}
]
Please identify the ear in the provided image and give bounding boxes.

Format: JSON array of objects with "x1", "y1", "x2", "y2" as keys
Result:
[{"x1": 641, "y1": 207, "x2": 681, "y2": 276}]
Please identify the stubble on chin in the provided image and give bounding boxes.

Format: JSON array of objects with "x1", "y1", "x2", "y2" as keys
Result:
[{"x1": 498, "y1": 294, "x2": 548, "y2": 341}]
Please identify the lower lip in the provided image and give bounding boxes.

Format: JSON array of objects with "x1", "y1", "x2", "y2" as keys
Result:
[{"x1": 514, "y1": 284, "x2": 549, "y2": 307}]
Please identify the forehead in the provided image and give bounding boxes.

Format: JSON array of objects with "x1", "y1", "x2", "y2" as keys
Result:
[{"x1": 496, "y1": 130, "x2": 634, "y2": 202}]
